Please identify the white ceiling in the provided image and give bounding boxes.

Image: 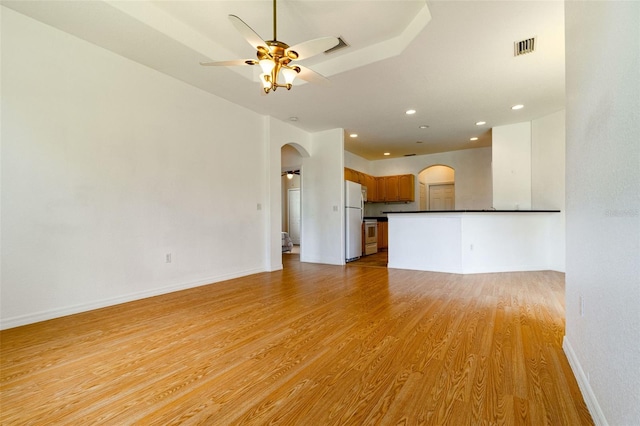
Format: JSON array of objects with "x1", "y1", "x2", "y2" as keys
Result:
[{"x1": 2, "y1": 0, "x2": 565, "y2": 160}]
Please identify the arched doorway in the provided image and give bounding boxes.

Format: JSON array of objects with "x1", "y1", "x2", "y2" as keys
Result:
[
  {"x1": 419, "y1": 165, "x2": 455, "y2": 211},
  {"x1": 281, "y1": 144, "x2": 305, "y2": 260}
]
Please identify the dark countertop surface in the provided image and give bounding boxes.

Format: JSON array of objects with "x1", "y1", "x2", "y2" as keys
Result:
[
  {"x1": 364, "y1": 216, "x2": 388, "y2": 222},
  {"x1": 383, "y1": 210, "x2": 561, "y2": 214}
]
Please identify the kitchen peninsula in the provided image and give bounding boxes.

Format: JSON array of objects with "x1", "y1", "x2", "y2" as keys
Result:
[{"x1": 386, "y1": 210, "x2": 561, "y2": 274}]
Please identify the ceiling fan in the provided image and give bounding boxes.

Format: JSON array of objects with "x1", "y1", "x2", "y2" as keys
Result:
[
  {"x1": 200, "y1": 0, "x2": 339, "y2": 94},
  {"x1": 282, "y1": 170, "x2": 300, "y2": 179}
]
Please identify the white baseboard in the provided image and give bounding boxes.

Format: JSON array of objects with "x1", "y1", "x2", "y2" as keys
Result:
[
  {"x1": 300, "y1": 255, "x2": 342, "y2": 265},
  {"x1": 0, "y1": 267, "x2": 266, "y2": 330},
  {"x1": 563, "y1": 336, "x2": 608, "y2": 426}
]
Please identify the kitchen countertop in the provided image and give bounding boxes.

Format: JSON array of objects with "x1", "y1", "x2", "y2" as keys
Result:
[
  {"x1": 363, "y1": 216, "x2": 388, "y2": 222},
  {"x1": 384, "y1": 210, "x2": 560, "y2": 214}
]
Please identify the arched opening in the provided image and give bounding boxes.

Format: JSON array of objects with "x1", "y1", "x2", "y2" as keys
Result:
[
  {"x1": 418, "y1": 165, "x2": 455, "y2": 211},
  {"x1": 280, "y1": 143, "x2": 307, "y2": 261}
]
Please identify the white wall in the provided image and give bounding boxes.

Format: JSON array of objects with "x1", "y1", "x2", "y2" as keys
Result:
[
  {"x1": 0, "y1": 7, "x2": 271, "y2": 328},
  {"x1": 344, "y1": 150, "x2": 372, "y2": 174},
  {"x1": 491, "y1": 112, "x2": 566, "y2": 271},
  {"x1": 301, "y1": 129, "x2": 345, "y2": 265},
  {"x1": 532, "y1": 110, "x2": 566, "y2": 210},
  {"x1": 1, "y1": 8, "x2": 350, "y2": 327},
  {"x1": 492, "y1": 122, "x2": 532, "y2": 210},
  {"x1": 532, "y1": 110, "x2": 566, "y2": 271},
  {"x1": 564, "y1": 2, "x2": 640, "y2": 425},
  {"x1": 365, "y1": 147, "x2": 493, "y2": 215}
]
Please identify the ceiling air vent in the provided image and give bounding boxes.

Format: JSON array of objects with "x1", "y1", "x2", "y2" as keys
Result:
[
  {"x1": 514, "y1": 37, "x2": 536, "y2": 56},
  {"x1": 325, "y1": 36, "x2": 349, "y2": 54}
]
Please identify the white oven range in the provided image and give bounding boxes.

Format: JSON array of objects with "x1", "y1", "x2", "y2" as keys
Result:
[{"x1": 364, "y1": 219, "x2": 378, "y2": 255}]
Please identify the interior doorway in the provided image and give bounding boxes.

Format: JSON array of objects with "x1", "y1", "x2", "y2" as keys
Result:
[
  {"x1": 281, "y1": 144, "x2": 303, "y2": 259},
  {"x1": 288, "y1": 188, "x2": 301, "y2": 244},
  {"x1": 419, "y1": 165, "x2": 455, "y2": 211}
]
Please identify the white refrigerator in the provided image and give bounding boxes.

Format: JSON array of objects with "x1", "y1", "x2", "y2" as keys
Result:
[{"x1": 345, "y1": 180, "x2": 364, "y2": 262}]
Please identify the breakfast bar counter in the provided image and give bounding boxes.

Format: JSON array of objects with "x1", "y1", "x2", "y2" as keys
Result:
[{"x1": 385, "y1": 210, "x2": 561, "y2": 274}]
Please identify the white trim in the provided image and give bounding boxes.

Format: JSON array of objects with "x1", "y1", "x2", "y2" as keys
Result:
[
  {"x1": 563, "y1": 336, "x2": 608, "y2": 426},
  {"x1": 0, "y1": 268, "x2": 267, "y2": 330}
]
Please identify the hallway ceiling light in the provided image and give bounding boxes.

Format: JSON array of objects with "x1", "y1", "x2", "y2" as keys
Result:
[
  {"x1": 475, "y1": 121, "x2": 486, "y2": 125},
  {"x1": 405, "y1": 109, "x2": 416, "y2": 115},
  {"x1": 511, "y1": 104, "x2": 524, "y2": 110}
]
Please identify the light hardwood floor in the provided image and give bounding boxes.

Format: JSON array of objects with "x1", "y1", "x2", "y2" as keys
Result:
[{"x1": 1, "y1": 255, "x2": 592, "y2": 425}]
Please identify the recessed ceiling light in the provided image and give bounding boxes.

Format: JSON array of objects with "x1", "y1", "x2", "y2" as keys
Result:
[
  {"x1": 349, "y1": 133, "x2": 358, "y2": 138},
  {"x1": 419, "y1": 125, "x2": 429, "y2": 129},
  {"x1": 405, "y1": 109, "x2": 416, "y2": 115},
  {"x1": 384, "y1": 152, "x2": 391, "y2": 156},
  {"x1": 470, "y1": 137, "x2": 479, "y2": 141},
  {"x1": 475, "y1": 121, "x2": 486, "y2": 126},
  {"x1": 289, "y1": 116, "x2": 298, "y2": 121},
  {"x1": 511, "y1": 104, "x2": 524, "y2": 110}
]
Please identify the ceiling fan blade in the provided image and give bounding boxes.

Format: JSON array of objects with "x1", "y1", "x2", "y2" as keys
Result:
[
  {"x1": 200, "y1": 59, "x2": 256, "y2": 67},
  {"x1": 228, "y1": 14, "x2": 268, "y2": 51},
  {"x1": 296, "y1": 65, "x2": 331, "y2": 85},
  {"x1": 286, "y1": 36, "x2": 340, "y2": 61}
]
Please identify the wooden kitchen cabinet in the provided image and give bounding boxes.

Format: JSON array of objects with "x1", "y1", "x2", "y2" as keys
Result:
[
  {"x1": 365, "y1": 174, "x2": 377, "y2": 201},
  {"x1": 345, "y1": 169, "x2": 414, "y2": 203},
  {"x1": 344, "y1": 167, "x2": 360, "y2": 183},
  {"x1": 385, "y1": 175, "x2": 399, "y2": 201},
  {"x1": 377, "y1": 221, "x2": 388, "y2": 249},
  {"x1": 344, "y1": 168, "x2": 355, "y2": 182},
  {"x1": 398, "y1": 174, "x2": 415, "y2": 201},
  {"x1": 376, "y1": 177, "x2": 387, "y2": 202}
]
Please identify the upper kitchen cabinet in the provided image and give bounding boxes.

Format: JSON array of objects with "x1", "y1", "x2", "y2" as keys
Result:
[
  {"x1": 344, "y1": 168, "x2": 357, "y2": 183},
  {"x1": 344, "y1": 168, "x2": 414, "y2": 203},
  {"x1": 345, "y1": 168, "x2": 375, "y2": 198},
  {"x1": 398, "y1": 174, "x2": 415, "y2": 201},
  {"x1": 345, "y1": 167, "x2": 366, "y2": 185},
  {"x1": 385, "y1": 176, "x2": 399, "y2": 201},
  {"x1": 376, "y1": 177, "x2": 387, "y2": 202},
  {"x1": 380, "y1": 174, "x2": 414, "y2": 202},
  {"x1": 365, "y1": 174, "x2": 377, "y2": 201}
]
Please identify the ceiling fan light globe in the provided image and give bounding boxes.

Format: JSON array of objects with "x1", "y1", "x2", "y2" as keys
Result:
[
  {"x1": 259, "y1": 59, "x2": 276, "y2": 74},
  {"x1": 260, "y1": 73, "x2": 272, "y2": 92},
  {"x1": 282, "y1": 67, "x2": 298, "y2": 85}
]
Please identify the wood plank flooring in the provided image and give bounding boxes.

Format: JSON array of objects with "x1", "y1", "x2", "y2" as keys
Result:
[
  {"x1": 347, "y1": 249, "x2": 388, "y2": 268},
  {"x1": 1, "y1": 256, "x2": 593, "y2": 425}
]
